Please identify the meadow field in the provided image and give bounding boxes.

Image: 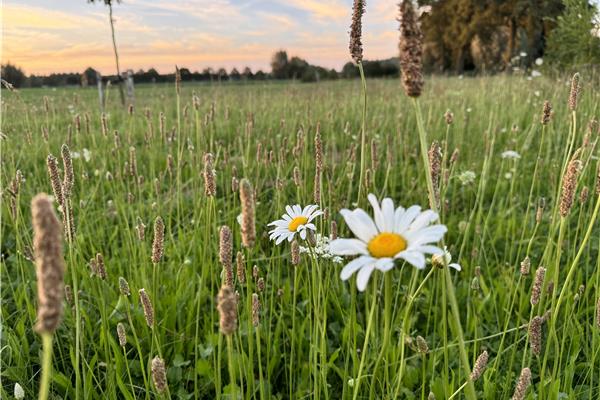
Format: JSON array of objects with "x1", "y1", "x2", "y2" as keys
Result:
[{"x1": 1, "y1": 74, "x2": 600, "y2": 399}]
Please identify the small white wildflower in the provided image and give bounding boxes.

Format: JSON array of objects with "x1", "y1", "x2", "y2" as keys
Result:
[
  {"x1": 531, "y1": 70, "x2": 542, "y2": 78},
  {"x1": 535, "y1": 58, "x2": 543, "y2": 66},
  {"x1": 70, "y1": 151, "x2": 81, "y2": 159},
  {"x1": 83, "y1": 148, "x2": 91, "y2": 162},
  {"x1": 458, "y1": 171, "x2": 476, "y2": 186},
  {"x1": 501, "y1": 150, "x2": 521, "y2": 160},
  {"x1": 520, "y1": 51, "x2": 527, "y2": 57},
  {"x1": 505, "y1": 172, "x2": 513, "y2": 179},
  {"x1": 534, "y1": 90, "x2": 541, "y2": 97}
]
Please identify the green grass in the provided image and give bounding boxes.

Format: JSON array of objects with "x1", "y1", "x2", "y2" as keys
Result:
[{"x1": 1, "y1": 75, "x2": 599, "y2": 399}]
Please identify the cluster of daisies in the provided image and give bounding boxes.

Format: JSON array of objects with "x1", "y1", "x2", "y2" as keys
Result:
[{"x1": 268, "y1": 194, "x2": 460, "y2": 292}]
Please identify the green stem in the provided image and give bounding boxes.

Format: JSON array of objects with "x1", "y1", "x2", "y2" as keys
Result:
[
  {"x1": 411, "y1": 98, "x2": 477, "y2": 400},
  {"x1": 356, "y1": 62, "x2": 368, "y2": 205},
  {"x1": 38, "y1": 333, "x2": 54, "y2": 400}
]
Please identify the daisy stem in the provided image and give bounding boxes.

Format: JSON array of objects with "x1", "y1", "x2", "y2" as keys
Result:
[
  {"x1": 411, "y1": 98, "x2": 477, "y2": 400},
  {"x1": 356, "y1": 61, "x2": 367, "y2": 206},
  {"x1": 352, "y1": 275, "x2": 378, "y2": 400}
]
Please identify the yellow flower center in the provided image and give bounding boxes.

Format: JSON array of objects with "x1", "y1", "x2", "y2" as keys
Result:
[
  {"x1": 288, "y1": 216, "x2": 309, "y2": 232},
  {"x1": 367, "y1": 232, "x2": 407, "y2": 258}
]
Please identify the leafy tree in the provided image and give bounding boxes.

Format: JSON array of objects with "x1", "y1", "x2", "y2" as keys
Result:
[
  {"x1": 1, "y1": 63, "x2": 26, "y2": 87},
  {"x1": 242, "y1": 67, "x2": 253, "y2": 80},
  {"x1": 545, "y1": 0, "x2": 600, "y2": 68},
  {"x1": 270, "y1": 50, "x2": 289, "y2": 79},
  {"x1": 230, "y1": 68, "x2": 241, "y2": 81}
]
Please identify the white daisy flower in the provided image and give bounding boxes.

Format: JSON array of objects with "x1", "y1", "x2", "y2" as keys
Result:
[
  {"x1": 431, "y1": 246, "x2": 461, "y2": 271},
  {"x1": 268, "y1": 204, "x2": 323, "y2": 244},
  {"x1": 330, "y1": 194, "x2": 447, "y2": 291}
]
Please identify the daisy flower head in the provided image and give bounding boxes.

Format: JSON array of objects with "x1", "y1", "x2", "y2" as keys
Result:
[
  {"x1": 330, "y1": 194, "x2": 447, "y2": 291},
  {"x1": 268, "y1": 204, "x2": 323, "y2": 244},
  {"x1": 431, "y1": 246, "x2": 461, "y2": 271}
]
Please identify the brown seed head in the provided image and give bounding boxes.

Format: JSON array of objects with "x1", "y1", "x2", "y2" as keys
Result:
[
  {"x1": 252, "y1": 293, "x2": 260, "y2": 326},
  {"x1": 529, "y1": 316, "x2": 543, "y2": 356},
  {"x1": 203, "y1": 153, "x2": 216, "y2": 197},
  {"x1": 428, "y1": 141, "x2": 442, "y2": 208},
  {"x1": 349, "y1": 0, "x2": 365, "y2": 63},
  {"x1": 416, "y1": 335, "x2": 429, "y2": 353},
  {"x1": 330, "y1": 220, "x2": 338, "y2": 240},
  {"x1": 239, "y1": 179, "x2": 256, "y2": 247},
  {"x1": 398, "y1": 0, "x2": 424, "y2": 97},
  {"x1": 119, "y1": 276, "x2": 130, "y2": 296},
  {"x1": 151, "y1": 216, "x2": 165, "y2": 263},
  {"x1": 129, "y1": 147, "x2": 138, "y2": 177},
  {"x1": 61, "y1": 144, "x2": 74, "y2": 199},
  {"x1": 470, "y1": 350, "x2": 489, "y2": 381},
  {"x1": 291, "y1": 240, "x2": 300, "y2": 266},
  {"x1": 568, "y1": 73, "x2": 580, "y2": 111},
  {"x1": 560, "y1": 157, "x2": 582, "y2": 217},
  {"x1": 236, "y1": 251, "x2": 246, "y2": 284},
  {"x1": 511, "y1": 367, "x2": 531, "y2": 400},
  {"x1": 117, "y1": 323, "x2": 127, "y2": 347},
  {"x1": 95, "y1": 253, "x2": 107, "y2": 279},
  {"x1": 530, "y1": 266, "x2": 545, "y2": 305},
  {"x1": 217, "y1": 285, "x2": 238, "y2": 335},
  {"x1": 219, "y1": 226, "x2": 233, "y2": 287},
  {"x1": 139, "y1": 288, "x2": 155, "y2": 327},
  {"x1": 444, "y1": 110, "x2": 454, "y2": 125},
  {"x1": 541, "y1": 100, "x2": 552, "y2": 125},
  {"x1": 32, "y1": 193, "x2": 65, "y2": 334},
  {"x1": 46, "y1": 155, "x2": 64, "y2": 208},
  {"x1": 520, "y1": 256, "x2": 530, "y2": 276},
  {"x1": 151, "y1": 356, "x2": 168, "y2": 393}
]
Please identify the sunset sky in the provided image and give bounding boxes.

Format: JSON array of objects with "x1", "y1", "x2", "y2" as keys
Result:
[{"x1": 2, "y1": 0, "x2": 399, "y2": 75}]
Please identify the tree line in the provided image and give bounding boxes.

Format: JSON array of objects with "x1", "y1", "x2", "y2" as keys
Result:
[{"x1": 2, "y1": 0, "x2": 598, "y2": 88}]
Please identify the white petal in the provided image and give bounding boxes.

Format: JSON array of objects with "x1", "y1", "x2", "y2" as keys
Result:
[
  {"x1": 303, "y1": 204, "x2": 318, "y2": 216},
  {"x1": 305, "y1": 223, "x2": 316, "y2": 231},
  {"x1": 340, "y1": 255, "x2": 374, "y2": 280},
  {"x1": 329, "y1": 239, "x2": 369, "y2": 255},
  {"x1": 340, "y1": 208, "x2": 378, "y2": 243},
  {"x1": 307, "y1": 211, "x2": 323, "y2": 223},
  {"x1": 449, "y1": 263, "x2": 462, "y2": 271},
  {"x1": 408, "y1": 210, "x2": 439, "y2": 232},
  {"x1": 293, "y1": 205, "x2": 302, "y2": 215},
  {"x1": 412, "y1": 245, "x2": 444, "y2": 255},
  {"x1": 276, "y1": 233, "x2": 289, "y2": 245},
  {"x1": 381, "y1": 198, "x2": 395, "y2": 232},
  {"x1": 395, "y1": 251, "x2": 426, "y2": 269},
  {"x1": 405, "y1": 225, "x2": 447, "y2": 246},
  {"x1": 374, "y1": 257, "x2": 394, "y2": 272},
  {"x1": 395, "y1": 205, "x2": 422, "y2": 233},
  {"x1": 282, "y1": 214, "x2": 292, "y2": 222},
  {"x1": 367, "y1": 194, "x2": 385, "y2": 232},
  {"x1": 300, "y1": 229, "x2": 307, "y2": 240},
  {"x1": 356, "y1": 263, "x2": 376, "y2": 291},
  {"x1": 286, "y1": 205, "x2": 295, "y2": 217}
]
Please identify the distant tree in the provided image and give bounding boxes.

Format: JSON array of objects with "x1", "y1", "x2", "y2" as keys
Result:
[
  {"x1": 230, "y1": 68, "x2": 241, "y2": 81},
  {"x1": 178, "y1": 67, "x2": 191, "y2": 81},
  {"x1": 288, "y1": 56, "x2": 310, "y2": 80},
  {"x1": 254, "y1": 70, "x2": 267, "y2": 80},
  {"x1": 545, "y1": 0, "x2": 600, "y2": 68},
  {"x1": 216, "y1": 68, "x2": 228, "y2": 81},
  {"x1": 1, "y1": 63, "x2": 26, "y2": 87},
  {"x1": 83, "y1": 67, "x2": 98, "y2": 85},
  {"x1": 271, "y1": 50, "x2": 289, "y2": 79},
  {"x1": 242, "y1": 67, "x2": 253, "y2": 80},
  {"x1": 342, "y1": 62, "x2": 359, "y2": 78}
]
